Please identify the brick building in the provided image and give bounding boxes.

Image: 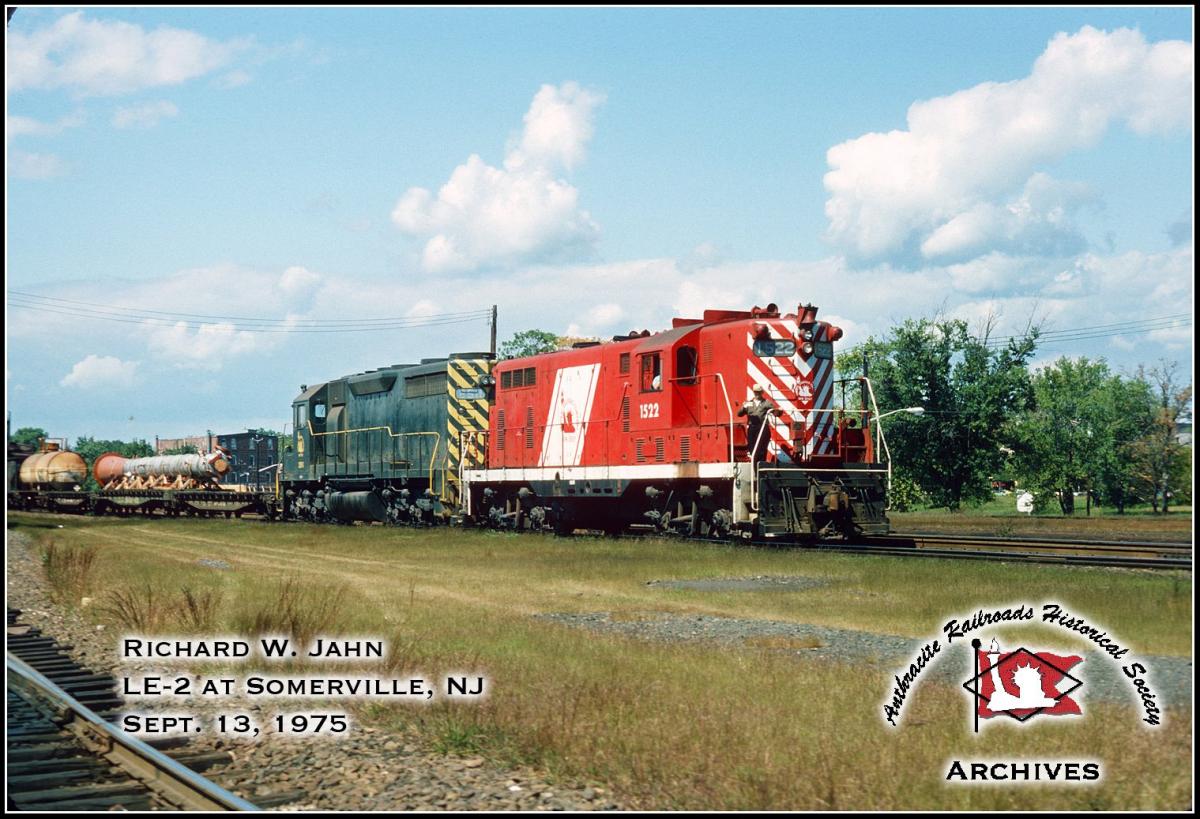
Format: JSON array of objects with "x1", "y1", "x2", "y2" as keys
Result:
[
  {"x1": 154, "y1": 434, "x2": 211, "y2": 454},
  {"x1": 215, "y1": 429, "x2": 280, "y2": 488}
]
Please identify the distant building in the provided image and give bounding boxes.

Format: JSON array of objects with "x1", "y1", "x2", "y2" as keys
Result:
[
  {"x1": 155, "y1": 434, "x2": 211, "y2": 454},
  {"x1": 215, "y1": 429, "x2": 280, "y2": 488},
  {"x1": 1177, "y1": 423, "x2": 1192, "y2": 447}
]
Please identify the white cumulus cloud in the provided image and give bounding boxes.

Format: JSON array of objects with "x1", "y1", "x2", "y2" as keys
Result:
[
  {"x1": 60, "y1": 355, "x2": 139, "y2": 389},
  {"x1": 391, "y1": 82, "x2": 606, "y2": 274},
  {"x1": 823, "y1": 26, "x2": 1193, "y2": 264},
  {"x1": 6, "y1": 109, "x2": 85, "y2": 144},
  {"x1": 6, "y1": 11, "x2": 247, "y2": 97},
  {"x1": 111, "y1": 100, "x2": 178, "y2": 129},
  {"x1": 11, "y1": 150, "x2": 67, "y2": 179},
  {"x1": 143, "y1": 320, "x2": 270, "y2": 371},
  {"x1": 278, "y1": 265, "x2": 322, "y2": 298}
]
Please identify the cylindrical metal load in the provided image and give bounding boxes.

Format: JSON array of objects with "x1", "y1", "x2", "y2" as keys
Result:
[
  {"x1": 93, "y1": 451, "x2": 230, "y2": 486},
  {"x1": 18, "y1": 450, "x2": 88, "y2": 489},
  {"x1": 325, "y1": 490, "x2": 387, "y2": 523}
]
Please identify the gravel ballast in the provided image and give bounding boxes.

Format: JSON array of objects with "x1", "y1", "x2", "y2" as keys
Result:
[{"x1": 536, "y1": 609, "x2": 1193, "y2": 708}]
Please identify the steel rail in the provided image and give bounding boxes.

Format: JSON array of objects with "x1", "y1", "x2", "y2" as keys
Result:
[
  {"x1": 8, "y1": 508, "x2": 1191, "y2": 570},
  {"x1": 805, "y1": 542, "x2": 1190, "y2": 570},
  {"x1": 866, "y1": 533, "x2": 1191, "y2": 561},
  {"x1": 7, "y1": 653, "x2": 258, "y2": 811}
]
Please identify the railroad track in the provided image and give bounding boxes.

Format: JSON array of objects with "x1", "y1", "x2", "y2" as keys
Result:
[
  {"x1": 6, "y1": 609, "x2": 282, "y2": 811},
  {"x1": 9, "y1": 509, "x2": 1192, "y2": 570},
  {"x1": 821, "y1": 533, "x2": 1192, "y2": 570}
]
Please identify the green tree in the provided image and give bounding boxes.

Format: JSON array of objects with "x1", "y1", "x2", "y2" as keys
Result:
[
  {"x1": 1167, "y1": 446, "x2": 1192, "y2": 506},
  {"x1": 499, "y1": 329, "x2": 560, "y2": 360},
  {"x1": 1129, "y1": 361, "x2": 1192, "y2": 513},
  {"x1": 849, "y1": 316, "x2": 1038, "y2": 510},
  {"x1": 10, "y1": 427, "x2": 48, "y2": 446},
  {"x1": 1010, "y1": 358, "x2": 1121, "y2": 515},
  {"x1": 1093, "y1": 373, "x2": 1157, "y2": 513}
]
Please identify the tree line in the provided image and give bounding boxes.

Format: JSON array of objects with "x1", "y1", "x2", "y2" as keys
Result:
[{"x1": 839, "y1": 317, "x2": 1191, "y2": 515}]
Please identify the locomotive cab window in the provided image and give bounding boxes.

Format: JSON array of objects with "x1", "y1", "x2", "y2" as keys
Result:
[
  {"x1": 753, "y1": 338, "x2": 797, "y2": 357},
  {"x1": 640, "y1": 353, "x2": 662, "y2": 392},
  {"x1": 675, "y1": 345, "x2": 698, "y2": 386},
  {"x1": 313, "y1": 403, "x2": 327, "y2": 420}
]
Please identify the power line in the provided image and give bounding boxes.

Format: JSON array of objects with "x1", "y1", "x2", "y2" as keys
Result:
[
  {"x1": 7, "y1": 290, "x2": 490, "y2": 328},
  {"x1": 7, "y1": 300, "x2": 492, "y2": 334},
  {"x1": 984, "y1": 312, "x2": 1191, "y2": 341},
  {"x1": 1032, "y1": 321, "x2": 1193, "y2": 349},
  {"x1": 983, "y1": 315, "x2": 1192, "y2": 347}
]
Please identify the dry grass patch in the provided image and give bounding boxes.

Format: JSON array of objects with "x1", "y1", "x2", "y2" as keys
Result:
[
  {"x1": 179, "y1": 586, "x2": 223, "y2": 631},
  {"x1": 99, "y1": 585, "x2": 167, "y2": 631},
  {"x1": 40, "y1": 541, "x2": 98, "y2": 604},
  {"x1": 232, "y1": 576, "x2": 349, "y2": 645}
]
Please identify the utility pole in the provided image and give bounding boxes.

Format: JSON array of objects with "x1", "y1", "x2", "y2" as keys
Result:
[{"x1": 489, "y1": 304, "x2": 498, "y2": 358}]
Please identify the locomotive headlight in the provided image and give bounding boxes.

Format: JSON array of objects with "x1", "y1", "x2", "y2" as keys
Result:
[
  {"x1": 802, "y1": 329, "x2": 814, "y2": 341},
  {"x1": 802, "y1": 342, "x2": 814, "y2": 355}
]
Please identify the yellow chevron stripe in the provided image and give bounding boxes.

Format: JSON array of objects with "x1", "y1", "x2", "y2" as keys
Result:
[
  {"x1": 448, "y1": 403, "x2": 487, "y2": 433},
  {"x1": 447, "y1": 367, "x2": 475, "y2": 391},
  {"x1": 447, "y1": 390, "x2": 489, "y2": 426},
  {"x1": 459, "y1": 401, "x2": 489, "y2": 429},
  {"x1": 446, "y1": 415, "x2": 466, "y2": 446},
  {"x1": 453, "y1": 360, "x2": 482, "y2": 380}
]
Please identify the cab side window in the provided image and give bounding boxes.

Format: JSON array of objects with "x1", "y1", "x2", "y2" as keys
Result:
[
  {"x1": 640, "y1": 353, "x2": 662, "y2": 392},
  {"x1": 675, "y1": 345, "x2": 698, "y2": 386}
]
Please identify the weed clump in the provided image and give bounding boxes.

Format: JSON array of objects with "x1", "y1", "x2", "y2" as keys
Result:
[
  {"x1": 180, "y1": 586, "x2": 224, "y2": 631},
  {"x1": 234, "y1": 577, "x2": 348, "y2": 644},
  {"x1": 41, "y1": 541, "x2": 98, "y2": 604},
  {"x1": 99, "y1": 585, "x2": 165, "y2": 631}
]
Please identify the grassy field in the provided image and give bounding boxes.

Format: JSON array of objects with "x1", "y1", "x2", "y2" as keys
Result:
[{"x1": 9, "y1": 513, "x2": 1192, "y2": 810}]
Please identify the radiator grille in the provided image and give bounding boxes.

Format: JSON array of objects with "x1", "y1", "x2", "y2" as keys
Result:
[
  {"x1": 526, "y1": 406, "x2": 535, "y2": 449},
  {"x1": 635, "y1": 438, "x2": 646, "y2": 464},
  {"x1": 497, "y1": 410, "x2": 505, "y2": 451},
  {"x1": 655, "y1": 437, "x2": 665, "y2": 463},
  {"x1": 621, "y1": 396, "x2": 630, "y2": 432},
  {"x1": 619, "y1": 353, "x2": 631, "y2": 375},
  {"x1": 680, "y1": 437, "x2": 691, "y2": 462}
]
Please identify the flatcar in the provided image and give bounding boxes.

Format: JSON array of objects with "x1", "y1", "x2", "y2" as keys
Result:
[{"x1": 7, "y1": 438, "x2": 271, "y2": 518}]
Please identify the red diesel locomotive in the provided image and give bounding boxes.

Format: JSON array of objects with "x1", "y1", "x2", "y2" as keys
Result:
[{"x1": 462, "y1": 302, "x2": 891, "y2": 539}]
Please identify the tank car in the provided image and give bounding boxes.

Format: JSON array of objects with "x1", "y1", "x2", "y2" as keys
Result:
[
  {"x1": 461, "y1": 303, "x2": 890, "y2": 539},
  {"x1": 7, "y1": 439, "x2": 92, "y2": 513},
  {"x1": 278, "y1": 353, "x2": 494, "y2": 523}
]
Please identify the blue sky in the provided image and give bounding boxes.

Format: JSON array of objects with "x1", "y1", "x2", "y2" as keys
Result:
[{"x1": 6, "y1": 7, "x2": 1194, "y2": 442}]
